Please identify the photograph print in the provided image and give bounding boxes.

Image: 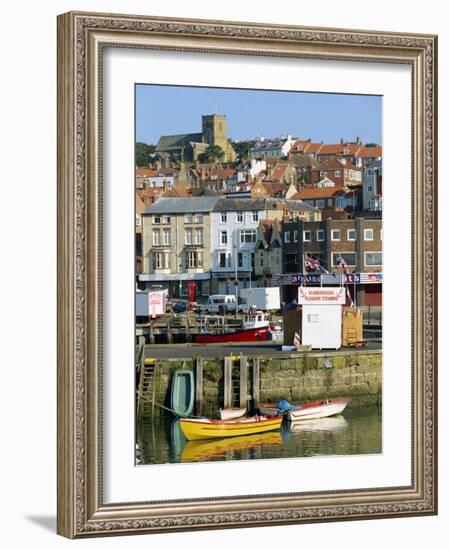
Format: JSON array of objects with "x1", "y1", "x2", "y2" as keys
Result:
[{"x1": 134, "y1": 84, "x2": 383, "y2": 466}]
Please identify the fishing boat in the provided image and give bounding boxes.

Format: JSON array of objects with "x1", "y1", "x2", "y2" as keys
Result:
[
  {"x1": 170, "y1": 370, "x2": 195, "y2": 417},
  {"x1": 179, "y1": 414, "x2": 282, "y2": 441},
  {"x1": 181, "y1": 431, "x2": 283, "y2": 462},
  {"x1": 194, "y1": 311, "x2": 271, "y2": 344},
  {"x1": 258, "y1": 398, "x2": 350, "y2": 421},
  {"x1": 218, "y1": 407, "x2": 246, "y2": 420}
]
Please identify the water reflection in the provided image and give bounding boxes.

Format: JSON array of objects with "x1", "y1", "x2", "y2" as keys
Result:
[{"x1": 136, "y1": 406, "x2": 382, "y2": 465}]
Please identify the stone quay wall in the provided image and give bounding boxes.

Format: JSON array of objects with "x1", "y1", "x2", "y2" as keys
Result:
[{"x1": 141, "y1": 350, "x2": 382, "y2": 418}]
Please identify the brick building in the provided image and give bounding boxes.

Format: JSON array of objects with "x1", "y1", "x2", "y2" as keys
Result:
[{"x1": 281, "y1": 218, "x2": 382, "y2": 305}]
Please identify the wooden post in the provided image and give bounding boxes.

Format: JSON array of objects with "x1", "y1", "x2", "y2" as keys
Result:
[
  {"x1": 253, "y1": 357, "x2": 260, "y2": 406},
  {"x1": 240, "y1": 356, "x2": 248, "y2": 410},
  {"x1": 196, "y1": 358, "x2": 204, "y2": 416},
  {"x1": 149, "y1": 322, "x2": 155, "y2": 345},
  {"x1": 224, "y1": 357, "x2": 233, "y2": 409}
]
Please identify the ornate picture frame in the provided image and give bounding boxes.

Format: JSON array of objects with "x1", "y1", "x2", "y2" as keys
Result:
[{"x1": 57, "y1": 11, "x2": 437, "y2": 538}]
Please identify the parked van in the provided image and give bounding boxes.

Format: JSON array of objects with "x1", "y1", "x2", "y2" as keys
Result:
[{"x1": 204, "y1": 294, "x2": 240, "y2": 314}]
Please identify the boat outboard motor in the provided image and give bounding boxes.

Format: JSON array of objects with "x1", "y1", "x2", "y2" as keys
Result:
[{"x1": 277, "y1": 399, "x2": 296, "y2": 412}]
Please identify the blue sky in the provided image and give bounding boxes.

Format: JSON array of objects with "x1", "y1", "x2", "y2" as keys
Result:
[{"x1": 136, "y1": 84, "x2": 382, "y2": 145}]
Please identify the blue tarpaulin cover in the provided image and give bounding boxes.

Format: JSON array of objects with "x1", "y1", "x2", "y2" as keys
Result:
[{"x1": 277, "y1": 399, "x2": 298, "y2": 411}]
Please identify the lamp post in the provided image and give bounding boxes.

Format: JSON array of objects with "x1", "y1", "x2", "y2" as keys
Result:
[{"x1": 233, "y1": 241, "x2": 238, "y2": 317}]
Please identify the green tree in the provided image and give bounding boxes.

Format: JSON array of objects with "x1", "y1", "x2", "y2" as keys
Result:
[
  {"x1": 135, "y1": 142, "x2": 156, "y2": 167},
  {"x1": 231, "y1": 140, "x2": 252, "y2": 160},
  {"x1": 198, "y1": 144, "x2": 225, "y2": 164}
]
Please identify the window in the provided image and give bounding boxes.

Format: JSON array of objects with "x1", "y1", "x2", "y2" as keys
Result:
[
  {"x1": 240, "y1": 229, "x2": 257, "y2": 244},
  {"x1": 164, "y1": 252, "x2": 170, "y2": 269},
  {"x1": 185, "y1": 228, "x2": 193, "y2": 245},
  {"x1": 367, "y1": 185, "x2": 373, "y2": 192},
  {"x1": 316, "y1": 229, "x2": 324, "y2": 241},
  {"x1": 238, "y1": 252, "x2": 243, "y2": 268},
  {"x1": 335, "y1": 170, "x2": 342, "y2": 177},
  {"x1": 332, "y1": 252, "x2": 356, "y2": 266},
  {"x1": 252, "y1": 211, "x2": 259, "y2": 222},
  {"x1": 303, "y1": 230, "x2": 311, "y2": 242},
  {"x1": 284, "y1": 231, "x2": 290, "y2": 243},
  {"x1": 237, "y1": 212, "x2": 243, "y2": 223},
  {"x1": 331, "y1": 229, "x2": 340, "y2": 241},
  {"x1": 188, "y1": 251, "x2": 203, "y2": 268},
  {"x1": 194, "y1": 214, "x2": 203, "y2": 223},
  {"x1": 152, "y1": 229, "x2": 160, "y2": 246},
  {"x1": 195, "y1": 228, "x2": 203, "y2": 245},
  {"x1": 153, "y1": 215, "x2": 161, "y2": 224},
  {"x1": 364, "y1": 228, "x2": 374, "y2": 240},
  {"x1": 315, "y1": 199, "x2": 325, "y2": 208},
  {"x1": 219, "y1": 252, "x2": 227, "y2": 268},
  {"x1": 251, "y1": 252, "x2": 255, "y2": 269},
  {"x1": 162, "y1": 215, "x2": 171, "y2": 224},
  {"x1": 185, "y1": 213, "x2": 193, "y2": 223},
  {"x1": 220, "y1": 230, "x2": 228, "y2": 245},
  {"x1": 293, "y1": 230, "x2": 298, "y2": 242},
  {"x1": 347, "y1": 229, "x2": 356, "y2": 241},
  {"x1": 153, "y1": 252, "x2": 170, "y2": 269},
  {"x1": 221, "y1": 212, "x2": 227, "y2": 223},
  {"x1": 162, "y1": 229, "x2": 171, "y2": 246},
  {"x1": 365, "y1": 252, "x2": 382, "y2": 266},
  {"x1": 153, "y1": 252, "x2": 162, "y2": 269}
]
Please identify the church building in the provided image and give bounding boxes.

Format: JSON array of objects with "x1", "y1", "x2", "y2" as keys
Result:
[{"x1": 155, "y1": 114, "x2": 236, "y2": 163}]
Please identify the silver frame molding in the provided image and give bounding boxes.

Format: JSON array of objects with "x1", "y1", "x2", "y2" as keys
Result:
[{"x1": 57, "y1": 11, "x2": 438, "y2": 538}]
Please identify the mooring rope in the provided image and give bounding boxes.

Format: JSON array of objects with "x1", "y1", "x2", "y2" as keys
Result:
[{"x1": 139, "y1": 395, "x2": 206, "y2": 419}]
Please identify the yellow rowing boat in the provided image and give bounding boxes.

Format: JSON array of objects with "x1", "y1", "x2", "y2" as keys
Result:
[{"x1": 179, "y1": 415, "x2": 282, "y2": 441}]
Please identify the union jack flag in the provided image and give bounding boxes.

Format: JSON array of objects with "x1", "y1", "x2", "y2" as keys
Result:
[
  {"x1": 336, "y1": 255, "x2": 355, "y2": 306},
  {"x1": 305, "y1": 254, "x2": 327, "y2": 273},
  {"x1": 336, "y1": 254, "x2": 351, "y2": 275}
]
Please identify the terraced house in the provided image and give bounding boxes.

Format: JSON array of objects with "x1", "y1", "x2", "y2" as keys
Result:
[{"x1": 139, "y1": 197, "x2": 219, "y2": 297}]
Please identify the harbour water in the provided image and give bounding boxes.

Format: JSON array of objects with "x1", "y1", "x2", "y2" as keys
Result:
[{"x1": 136, "y1": 405, "x2": 382, "y2": 465}]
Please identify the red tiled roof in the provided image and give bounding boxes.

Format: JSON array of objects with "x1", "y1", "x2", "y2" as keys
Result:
[
  {"x1": 291, "y1": 186, "x2": 347, "y2": 200},
  {"x1": 262, "y1": 183, "x2": 289, "y2": 196},
  {"x1": 357, "y1": 146, "x2": 382, "y2": 158},
  {"x1": 318, "y1": 159, "x2": 360, "y2": 171},
  {"x1": 318, "y1": 143, "x2": 362, "y2": 156},
  {"x1": 136, "y1": 167, "x2": 157, "y2": 177}
]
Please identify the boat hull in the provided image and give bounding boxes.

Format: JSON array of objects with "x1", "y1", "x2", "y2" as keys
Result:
[
  {"x1": 219, "y1": 407, "x2": 246, "y2": 420},
  {"x1": 170, "y1": 370, "x2": 195, "y2": 417},
  {"x1": 258, "y1": 398, "x2": 350, "y2": 421},
  {"x1": 194, "y1": 327, "x2": 270, "y2": 344},
  {"x1": 288, "y1": 399, "x2": 350, "y2": 422},
  {"x1": 179, "y1": 415, "x2": 282, "y2": 441}
]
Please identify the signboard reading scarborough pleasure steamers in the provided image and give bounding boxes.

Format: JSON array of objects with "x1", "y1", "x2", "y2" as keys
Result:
[{"x1": 298, "y1": 287, "x2": 347, "y2": 305}]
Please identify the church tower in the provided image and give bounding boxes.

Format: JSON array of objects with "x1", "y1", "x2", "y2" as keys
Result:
[{"x1": 201, "y1": 114, "x2": 236, "y2": 162}]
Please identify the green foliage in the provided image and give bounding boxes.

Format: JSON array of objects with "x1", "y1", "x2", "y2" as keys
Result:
[
  {"x1": 231, "y1": 140, "x2": 252, "y2": 159},
  {"x1": 198, "y1": 144, "x2": 225, "y2": 164},
  {"x1": 135, "y1": 142, "x2": 156, "y2": 167},
  {"x1": 364, "y1": 143, "x2": 379, "y2": 148}
]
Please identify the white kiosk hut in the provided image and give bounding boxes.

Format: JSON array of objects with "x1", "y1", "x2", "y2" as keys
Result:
[{"x1": 297, "y1": 287, "x2": 346, "y2": 349}]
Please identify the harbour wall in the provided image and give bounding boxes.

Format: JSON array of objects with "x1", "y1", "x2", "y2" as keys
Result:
[{"x1": 140, "y1": 350, "x2": 382, "y2": 418}]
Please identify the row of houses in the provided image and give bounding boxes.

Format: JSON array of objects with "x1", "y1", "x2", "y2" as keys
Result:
[{"x1": 137, "y1": 196, "x2": 382, "y2": 306}]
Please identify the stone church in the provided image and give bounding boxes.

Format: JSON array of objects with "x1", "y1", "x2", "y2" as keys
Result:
[{"x1": 155, "y1": 114, "x2": 236, "y2": 163}]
